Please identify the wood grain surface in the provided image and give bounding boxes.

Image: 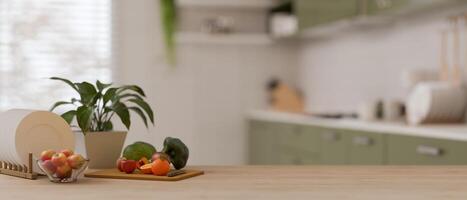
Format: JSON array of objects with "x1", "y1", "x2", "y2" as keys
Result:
[
  {"x1": 1, "y1": 166, "x2": 467, "y2": 200},
  {"x1": 84, "y1": 169, "x2": 204, "y2": 181}
]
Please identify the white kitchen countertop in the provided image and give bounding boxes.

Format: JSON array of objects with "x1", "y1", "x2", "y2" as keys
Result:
[{"x1": 247, "y1": 110, "x2": 467, "y2": 141}]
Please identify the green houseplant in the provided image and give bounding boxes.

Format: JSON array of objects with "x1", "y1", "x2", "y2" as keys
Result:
[
  {"x1": 50, "y1": 77, "x2": 155, "y2": 168},
  {"x1": 160, "y1": 0, "x2": 176, "y2": 66}
]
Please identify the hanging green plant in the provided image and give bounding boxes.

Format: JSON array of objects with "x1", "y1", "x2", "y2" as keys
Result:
[{"x1": 160, "y1": 0, "x2": 176, "y2": 66}]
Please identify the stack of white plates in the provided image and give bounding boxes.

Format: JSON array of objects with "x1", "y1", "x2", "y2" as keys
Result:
[
  {"x1": 0, "y1": 109, "x2": 75, "y2": 171},
  {"x1": 406, "y1": 82, "x2": 466, "y2": 125}
]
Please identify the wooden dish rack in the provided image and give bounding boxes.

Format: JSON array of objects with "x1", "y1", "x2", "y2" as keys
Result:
[{"x1": 0, "y1": 153, "x2": 37, "y2": 180}]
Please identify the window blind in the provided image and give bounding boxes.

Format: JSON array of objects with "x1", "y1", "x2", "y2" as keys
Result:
[{"x1": 0, "y1": 0, "x2": 113, "y2": 110}]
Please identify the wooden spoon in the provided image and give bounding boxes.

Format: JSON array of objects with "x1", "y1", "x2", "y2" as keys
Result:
[
  {"x1": 450, "y1": 16, "x2": 462, "y2": 87},
  {"x1": 439, "y1": 30, "x2": 449, "y2": 82}
]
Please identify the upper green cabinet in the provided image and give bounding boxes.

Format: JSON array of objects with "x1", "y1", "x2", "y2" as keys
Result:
[
  {"x1": 292, "y1": 0, "x2": 455, "y2": 31},
  {"x1": 366, "y1": 0, "x2": 409, "y2": 15},
  {"x1": 295, "y1": 0, "x2": 359, "y2": 30}
]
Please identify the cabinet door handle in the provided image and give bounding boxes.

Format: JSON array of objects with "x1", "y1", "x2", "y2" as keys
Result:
[
  {"x1": 352, "y1": 136, "x2": 372, "y2": 146},
  {"x1": 376, "y1": 0, "x2": 392, "y2": 9},
  {"x1": 416, "y1": 145, "x2": 442, "y2": 156},
  {"x1": 293, "y1": 157, "x2": 302, "y2": 165},
  {"x1": 322, "y1": 132, "x2": 338, "y2": 141}
]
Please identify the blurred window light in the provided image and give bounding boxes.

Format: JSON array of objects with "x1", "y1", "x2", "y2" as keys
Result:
[{"x1": 0, "y1": 0, "x2": 113, "y2": 111}]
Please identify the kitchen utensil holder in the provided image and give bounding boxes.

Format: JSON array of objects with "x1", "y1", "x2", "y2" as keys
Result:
[{"x1": 0, "y1": 153, "x2": 37, "y2": 180}]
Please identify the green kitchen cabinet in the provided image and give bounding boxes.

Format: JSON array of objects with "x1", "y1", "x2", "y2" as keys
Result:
[
  {"x1": 295, "y1": 0, "x2": 359, "y2": 30},
  {"x1": 277, "y1": 125, "x2": 321, "y2": 153},
  {"x1": 249, "y1": 119, "x2": 467, "y2": 166},
  {"x1": 249, "y1": 121, "x2": 322, "y2": 165},
  {"x1": 365, "y1": 0, "x2": 461, "y2": 16},
  {"x1": 320, "y1": 129, "x2": 347, "y2": 164},
  {"x1": 277, "y1": 147, "x2": 321, "y2": 165},
  {"x1": 277, "y1": 125, "x2": 322, "y2": 164},
  {"x1": 276, "y1": 125, "x2": 320, "y2": 165},
  {"x1": 249, "y1": 120, "x2": 278, "y2": 164},
  {"x1": 387, "y1": 135, "x2": 467, "y2": 165},
  {"x1": 366, "y1": 0, "x2": 409, "y2": 15},
  {"x1": 346, "y1": 130, "x2": 385, "y2": 164}
]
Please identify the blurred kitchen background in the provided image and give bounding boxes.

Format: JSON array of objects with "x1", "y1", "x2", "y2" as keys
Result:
[{"x1": 2, "y1": 0, "x2": 467, "y2": 165}]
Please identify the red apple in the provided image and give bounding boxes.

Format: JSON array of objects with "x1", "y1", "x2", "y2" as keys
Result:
[
  {"x1": 151, "y1": 152, "x2": 169, "y2": 162},
  {"x1": 116, "y1": 157, "x2": 127, "y2": 172},
  {"x1": 51, "y1": 153, "x2": 67, "y2": 166},
  {"x1": 40, "y1": 150, "x2": 56, "y2": 161},
  {"x1": 67, "y1": 154, "x2": 85, "y2": 169},
  {"x1": 60, "y1": 149, "x2": 74, "y2": 157},
  {"x1": 41, "y1": 160, "x2": 57, "y2": 174},
  {"x1": 120, "y1": 160, "x2": 136, "y2": 174},
  {"x1": 55, "y1": 164, "x2": 72, "y2": 179}
]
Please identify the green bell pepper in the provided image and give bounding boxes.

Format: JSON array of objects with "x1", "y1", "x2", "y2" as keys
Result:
[{"x1": 162, "y1": 137, "x2": 189, "y2": 169}]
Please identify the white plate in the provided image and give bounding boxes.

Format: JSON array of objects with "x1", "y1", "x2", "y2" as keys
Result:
[
  {"x1": 407, "y1": 82, "x2": 466, "y2": 124},
  {"x1": 0, "y1": 109, "x2": 75, "y2": 171},
  {"x1": 14, "y1": 110, "x2": 75, "y2": 165},
  {"x1": 0, "y1": 112, "x2": 16, "y2": 163},
  {"x1": 1, "y1": 109, "x2": 30, "y2": 164}
]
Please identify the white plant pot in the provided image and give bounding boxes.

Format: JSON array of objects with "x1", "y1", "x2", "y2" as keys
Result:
[{"x1": 74, "y1": 131, "x2": 127, "y2": 169}]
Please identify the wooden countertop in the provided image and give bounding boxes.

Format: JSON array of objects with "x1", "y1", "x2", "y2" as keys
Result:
[{"x1": 2, "y1": 166, "x2": 467, "y2": 199}]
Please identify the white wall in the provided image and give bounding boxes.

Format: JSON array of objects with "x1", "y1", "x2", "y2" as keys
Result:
[
  {"x1": 298, "y1": 9, "x2": 467, "y2": 113},
  {"x1": 110, "y1": 1, "x2": 467, "y2": 164},
  {"x1": 115, "y1": 0, "x2": 298, "y2": 165}
]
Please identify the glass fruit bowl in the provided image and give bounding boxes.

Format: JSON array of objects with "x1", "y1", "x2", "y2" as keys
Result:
[{"x1": 36, "y1": 159, "x2": 89, "y2": 183}]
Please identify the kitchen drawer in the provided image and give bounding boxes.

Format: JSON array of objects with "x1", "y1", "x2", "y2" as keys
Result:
[
  {"x1": 278, "y1": 146, "x2": 321, "y2": 165},
  {"x1": 277, "y1": 125, "x2": 321, "y2": 153},
  {"x1": 346, "y1": 130, "x2": 384, "y2": 164},
  {"x1": 366, "y1": 0, "x2": 409, "y2": 15},
  {"x1": 276, "y1": 124, "x2": 322, "y2": 164},
  {"x1": 249, "y1": 120, "x2": 278, "y2": 164},
  {"x1": 249, "y1": 121, "x2": 322, "y2": 165},
  {"x1": 320, "y1": 129, "x2": 347, "y2": 164},
  {"x1": 387, "y1": 135, "x2": 467, "y2": 165}
]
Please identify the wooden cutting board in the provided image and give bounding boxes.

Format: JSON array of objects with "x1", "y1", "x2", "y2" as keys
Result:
[{"x1": 84, "y1": 169, "x2": 204, "y2": 181}]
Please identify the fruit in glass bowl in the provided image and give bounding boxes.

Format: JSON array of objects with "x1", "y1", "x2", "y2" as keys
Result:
[{"x1": 37, "y1": 149, "x2": 89, "y2": 183}]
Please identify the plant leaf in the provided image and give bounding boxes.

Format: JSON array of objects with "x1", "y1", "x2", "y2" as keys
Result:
[
  {"x1": 76, "y1": 105, "x2": 93, "y2": 133},
  {"x1": 112, "y1": 102, "x2": 131, "y2": 130},
  {"x1": 96, "y1": 80, "x2": 112, "y2": 91},
  {"x1": 50, "y1": 77, "x2": 79, "y2": 92},
  {"x1": 103, "y1": 87, "x2": 117, "y2": 105},
  {"x1": 128, "y1": 98, "x2": 154, "y2": 124},
  {"x1": 117, "y1": 85, "x2": 146, "y2": 97},
  {"x1": 102, "y1": 121, "x2": 113, "y2": 131},
  {"x1": 103, "y1": 106, "x2": 113, "y2": 114},
  {"x1": 116, "y1": 93, "x2": 144, "y2": 101},
  {"x1": 71, "y1": 98, "x2": 81, "y2": 105},
  {"x1": 160, "y1": 0, "x2": 177, "y2": 66},
  {"x1": 50, "y1": 101, "x2": 72, "y2": 111},
  {"x1": 61, "y1": 110, "x2": 76, "y2": 124},
  {"x1": 90, "y1": 92, "x2": 102, "y2": 105},
  {"x1": 128, "y1": 107, "x2": 148, "y2": 128},
  {"x1": 76, "y1": 82, "x2": 97, "y2": 105}
]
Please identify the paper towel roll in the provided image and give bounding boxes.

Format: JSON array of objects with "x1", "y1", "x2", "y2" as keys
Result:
[
  {"x1": 406, "y1": 82, "x2": 466, "y2": 125},
  {"x1": 0, "y1": 109, "x2": 75, "y2": 168}
]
